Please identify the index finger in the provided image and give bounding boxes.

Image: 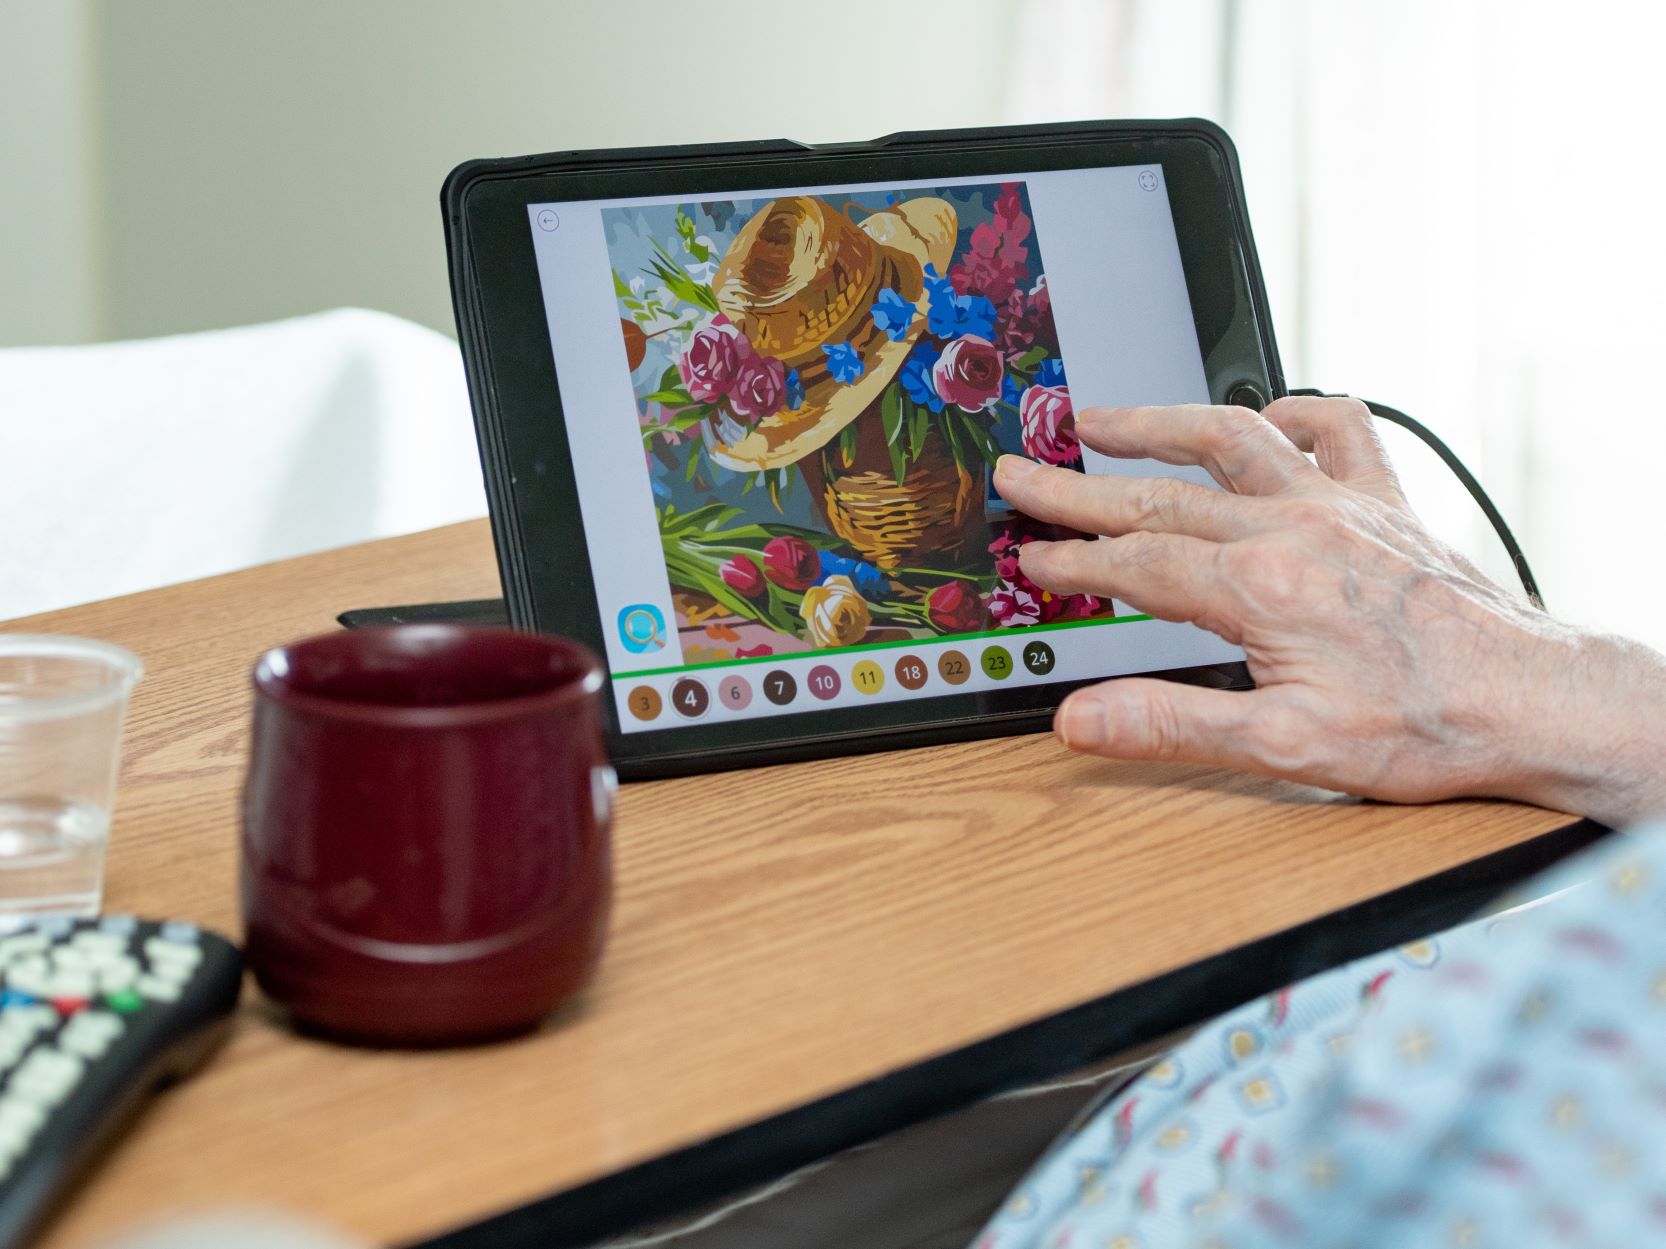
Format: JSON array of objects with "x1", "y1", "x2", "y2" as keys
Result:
[{"x1": 1075, "y1": 404, "x2": 1321, "y2": 497}]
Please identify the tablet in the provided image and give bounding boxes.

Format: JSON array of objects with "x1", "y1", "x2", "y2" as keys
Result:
[{"x1": 444, "y1": 121, "x2": 1284, "y2": 778}]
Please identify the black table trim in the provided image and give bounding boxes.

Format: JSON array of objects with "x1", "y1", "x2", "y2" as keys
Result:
[{"x1": 408, "y1": 816, "x2": 1609, "y2": 1249}]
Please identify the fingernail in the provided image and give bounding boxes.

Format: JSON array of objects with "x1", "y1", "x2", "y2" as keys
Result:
[
  {"x1": 1057, "y1": 694, "x2": 1110, "y2": 751},
  {"x1": 996, "y1": 454, "x2": 1037, "y2": 482}
]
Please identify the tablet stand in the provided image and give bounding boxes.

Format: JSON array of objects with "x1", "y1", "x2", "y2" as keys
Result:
[{"x1": 336, "y1": 598, "x2": 508, "y2": 629}]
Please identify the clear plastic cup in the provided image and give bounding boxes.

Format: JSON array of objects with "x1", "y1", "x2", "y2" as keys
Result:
[{"x1": 0, "y1": 636, "x2": 142, "y2": 926}]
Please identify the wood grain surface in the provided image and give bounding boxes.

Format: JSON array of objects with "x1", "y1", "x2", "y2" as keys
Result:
[{"x1": 5, "y1": 520, "x2": 1574, "y2": 1248}]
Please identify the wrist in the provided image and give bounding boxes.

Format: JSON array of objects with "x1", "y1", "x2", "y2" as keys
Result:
[{"x1": 1492, "y1": 625, "x2": 1666, "y2": 827}]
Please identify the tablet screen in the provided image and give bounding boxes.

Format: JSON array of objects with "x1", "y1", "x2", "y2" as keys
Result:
[{"x1": 524, "y1": 167, "x2": 1243, "y2": 733}]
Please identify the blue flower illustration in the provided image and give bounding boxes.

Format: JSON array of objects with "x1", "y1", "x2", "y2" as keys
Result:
[
  {"x1": 900, "y1": 343, "x2": 944, "y2": 412},
  {"x1": 816, "y1": 552, "x2": 887, "y2": 598},
  {"x1": 823, "y1": 341, "x2": 864, "y2": 384},
  {"x1": 1035, "y1": 357, "x2": 1067, "y2": 388},
  {"x1": 950, "y1": 294, "x2": 998, "y2": 341},
  {"x1": 923, "y1": 264, "x2": 959, "y2": 336},
  {"x1": 923, "y1": 266, "x2": 996, "y2": 340},
  {"x1": 923, "y1": 263, "x2": 955, "y2": 307},
  {"x1": 784, "y1": 368, "x2": 805, "y2": 410},
  {"x1": 869, "y1": 288, "x2": 915, "y2": 342},
  {"x1": 1001, "y1": 374, "x2": 1026, "y2": 409}
]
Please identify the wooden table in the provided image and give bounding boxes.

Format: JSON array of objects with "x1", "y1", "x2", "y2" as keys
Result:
[{"x1": 6, "y1": 520, "x2": 1594, "y2": 1248}]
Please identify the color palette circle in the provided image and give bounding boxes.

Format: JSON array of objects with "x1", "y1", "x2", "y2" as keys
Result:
[
  {"x1": 894, "y1": 655, "x2": 929, "y2": 690},
  {"x1": 671, "y1": 677, "x2": 710, "y2": 717},
  {"x1": 980, "y1": 645, "x2": 1014, "y2": 680},
  {"x1": 626, "y1": 686, "x2": 662, "y2": 721},
  {"x1": 718, "y1": 674, "x2": 753, "y2": 710},
  {"x1": 851, "y1": 660, "x2": 884, "y2": 695},
  {"x1": 1022, "y1": 640, "x2": 1057, "y2": 677},
  {"x1": 937, "y1": 650, "x2": 972, "y2": 686},
  {"x1": 806, "y1": 664, "x2": 842, "y2": 701},
  {"x1": 762, "y1": 669, "x2": 798, "y2": 705}
]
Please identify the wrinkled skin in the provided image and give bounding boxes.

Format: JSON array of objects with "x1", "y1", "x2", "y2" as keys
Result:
[{"x1": 993, "y1": 397, "x2": 1666, "y2": 827}]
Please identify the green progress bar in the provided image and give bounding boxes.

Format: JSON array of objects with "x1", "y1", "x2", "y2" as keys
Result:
[{"x1": 611, "y1": 613, "x2": 1155, "y2": 681}]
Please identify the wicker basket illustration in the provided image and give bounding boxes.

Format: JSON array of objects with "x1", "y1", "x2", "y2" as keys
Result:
[{"x1": 798, "y1": 402, "x2": 986, "y2": 571}]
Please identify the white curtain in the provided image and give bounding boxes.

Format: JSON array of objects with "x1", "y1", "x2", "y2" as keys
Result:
[{"x1": 1007, "y1": 0, "x2": 1666, "y2": 649}]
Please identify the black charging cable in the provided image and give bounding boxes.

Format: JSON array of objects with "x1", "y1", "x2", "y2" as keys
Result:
[{"x1": 1285, "y1": 388, "x2": 1545, "y2": 611}]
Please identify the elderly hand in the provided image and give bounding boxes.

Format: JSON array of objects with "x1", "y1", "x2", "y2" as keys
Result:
[{"x1": 993, "y1": 397, "x2": 1666, "y2": 826}]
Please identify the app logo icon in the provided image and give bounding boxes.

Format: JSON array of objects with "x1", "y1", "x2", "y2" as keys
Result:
[{"x1": 616, "y1": 604, "x2": 667, "y2": 654}]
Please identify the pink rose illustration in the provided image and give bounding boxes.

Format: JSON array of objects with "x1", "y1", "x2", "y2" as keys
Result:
[
  {"x1": 1019, "y1": 384, "x2": 1080, "y2": 465},
  {"x1": 728, "y1": 354, "x2": 786, "y2": 420},
  {"x1": 719, "y1": 554, "x2": 766, "y2": 598},
  {"x1": 988, "y1": 527, "x2": 1033, "y2": 583},
  {"x1": 932, "y1": 336, "x2": 1005, "y2": 412},
  {"x1": 988, "y1": 581, "x2": 1041, "y2": 628},
  {"x1": 927, "y1": 581, "x2": 986, "y2": 634},
  {"x1": 677, "y1": 318, "x2": 753, "y2": 403},
  {"x1": 762, "y1": 536, "x2": 819, "y2": 592}
]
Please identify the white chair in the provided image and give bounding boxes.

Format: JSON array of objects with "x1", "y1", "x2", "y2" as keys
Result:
[{"x1": 0, "y1": 308, "x2": 488, "y2": 621}]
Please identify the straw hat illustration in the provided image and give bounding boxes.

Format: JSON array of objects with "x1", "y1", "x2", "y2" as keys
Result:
[{"x1": 702, "y1": 195, "x2": 957, "y2": 472}]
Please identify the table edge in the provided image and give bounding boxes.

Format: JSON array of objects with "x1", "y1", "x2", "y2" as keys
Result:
[{"x1": 409, "y1": 816, "x2": 1610, "y2": 1249}]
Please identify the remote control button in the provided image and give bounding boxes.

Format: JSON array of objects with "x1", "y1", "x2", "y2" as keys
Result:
[
  {"x1": 0, "y1": 1112, "x2": 40, "y2": 1150},
  {"x1": 45, "y1": 971, "x2": 95, "y2": 1000},
  {"x1": 0, "y1": 935, "x2": 47, "y2": 963},
  {"x1": 144, "y1": 938, "x2": 202, "y2": 970},
  {"x1": 0, "y1": 1037, "x2": 29, "y2": 1070},
  {"x1": 0, "y1": 990, "x2": 35, "y2": 1009},
  {"x1": 97, "y1": 915, "x2": 137, "y2": 937},
  {"x1": 11, "y1": 1050, "x2": 83, "y2": 1105},
  {"x1": 6, "y1": 955, "x2": 48, "y2": 981},
  {"x1": 96, "y1": 963, "x2": 138, "y2": 994},
  {"x1": 135, "y1": 975, "x2": 182, "y2": 1003},
  {"x1": 80, "y1": 947, "x2": 133, "y2": 973},
  {"x1": 159, "y1": 922, "x2": 199, "y2": 944},
  {"x1": 49, "y1": 946, "x2": 94, "y2": 972},
  {"x1": 104, "y1": 990, "x2": 143, "y2": 1015},
  {"x1": 49, "y1": 997, "x2": 88, "y2": 1017},
  {"x1": 3, "y1": 1006, "x2": 56, "y2": 1036},
  {"x1": 0, "y1": 1109, "x2": 41, "y2": 1158},
  {"x1": 5, "y1": 968, "x2": 51, "y2": 1000},
  {"x1": 71, "y1": 931, "x2": 125, "y2": 955},
  {"x1": 147, "y1": 959, "x2": 194, "y2": 986},
  {"x1": 0, "y1": 1098, "x2": 44, "y2": 1138},
  {"x1": 59, "y1": 1011, "x2": 123, "y2": 1059},
  {"x1": 37, "y1": 918, "x2": 74, "y2": 940}
]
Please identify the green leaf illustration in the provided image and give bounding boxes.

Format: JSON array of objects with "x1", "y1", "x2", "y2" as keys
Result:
[
  {"x1": 646, "y1": 240, "x2": 721, "y2": 314},
  {"x1": 906, "y1": 394, "x2": 930, "y2": 461},
  {"x1": 956, "y1": 412, "x2": 1003, "y2": 468},
  {"x1": 881, "y1": 387, "x2": 908, "y2": 485},
  {"x1": 837, "y1": 422, "x2": 859, "y2": 468},
  {"x1": 1011, "y1": 345, "x2": 1049, "y2": 373}
]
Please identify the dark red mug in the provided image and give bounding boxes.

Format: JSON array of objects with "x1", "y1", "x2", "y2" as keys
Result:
[{"x1": 240, "y1": 625, "x2": 613, "y2": 1046}]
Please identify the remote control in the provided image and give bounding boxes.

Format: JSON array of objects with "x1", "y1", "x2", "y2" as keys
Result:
[{"x1": 0, "y1": 916, "x2": 241, "y2": 1248}]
